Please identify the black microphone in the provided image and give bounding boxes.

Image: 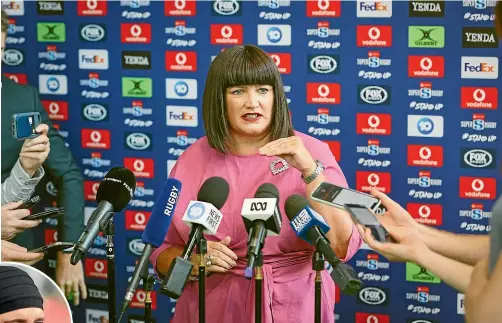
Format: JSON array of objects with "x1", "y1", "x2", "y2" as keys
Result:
[
  {"x1": 70, "y1": 167, "x2": 136, "y2": 265},
  {"x1": 160, "y1": 176, "x2": 230, "y2": 298},
  {"x1": 241, "y1": 183, "x2": 282, "y2": 278},
  {"x1": 285, "y1": 194, "x2": 362, "y2": 295}
]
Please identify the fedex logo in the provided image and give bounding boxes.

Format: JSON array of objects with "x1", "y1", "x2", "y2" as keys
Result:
[
  {"x1": 306, "y1": 83, "x2": 340, "y2": 104},
  {"x1": 461, "y1": 56, "x2": 498, "y2": 79},
  {"x1": 306, "y1": 0, "x2": 340, "y2": 17},
  {"x1": 124, "y1": 158, "x2": 154, "y2": 178},
  {"x1": 408, "y1": 203, "x2": 443, "y2": 226},
  {"x1": 356, "y1": 25, "x2": 392, "y2": 47},
  {"x1": 357, "y1": 1, "x2": 392, "y2": 18},
  {"x1": 460, "y1": 87, "x2": 498, "y2": 109},
  {"x1": 356, "y1": 171, "x2": 391, "y2": 193}
]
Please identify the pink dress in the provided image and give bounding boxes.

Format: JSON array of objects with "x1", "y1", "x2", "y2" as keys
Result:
[{"x1": 151, "y1": 131, "x2": 362, "y2": 323}]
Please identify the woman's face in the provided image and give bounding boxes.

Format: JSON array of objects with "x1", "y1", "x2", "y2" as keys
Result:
[
  {"x1": 0, "y1": 308, "x2": 44, "y2": 323},
  {"x1": 225, "y1": 84, "x2": 275, "y2": 140}
]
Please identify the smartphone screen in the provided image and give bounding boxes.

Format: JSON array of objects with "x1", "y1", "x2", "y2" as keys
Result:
[
  {"x1": 12, "y1": 113, "x2": 41, "y2": 140},
  {"x1": 312, "y1": 182, "x2": 380, "y2": 211},
  {"x1": 346, "y1": 205, "x2": 380, "y2": 226},
  {"x1": 29, "y1": 242, "x2": 74, "y2": 253}
]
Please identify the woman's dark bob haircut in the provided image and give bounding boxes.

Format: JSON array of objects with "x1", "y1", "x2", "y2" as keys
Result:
[{"x1": 202, "y1": 44, "x2": 294, "y2": 154}]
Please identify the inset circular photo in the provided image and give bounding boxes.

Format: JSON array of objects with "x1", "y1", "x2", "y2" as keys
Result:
[{"x1": 0, "y1": 262, "x2": 72, "y2": 323}]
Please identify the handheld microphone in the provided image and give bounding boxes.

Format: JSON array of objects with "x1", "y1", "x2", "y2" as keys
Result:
[
  {"x1": 285, "y1": 194, "x2": 362, "y2": 295},
  {"x1": 160, "y1": 177, "x2": 230, "y2": 298},
  {"x1": 118, "y1": 178, "x2": 182, "y2": 320},
  {"x1": 241, "y1": 183, "x2": 282, "y2": 278},
  {"x1": 71, "y1": 167, "x2": 136, "y2": 265}
]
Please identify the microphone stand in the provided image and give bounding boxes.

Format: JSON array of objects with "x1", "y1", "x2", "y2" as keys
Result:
[
  {"x1": 101, "y1": 215, "x2": 116, "y2": 323},
  {"x1": 312, "y1": 250, "x2": 324, "y2": 323},
  {"x1": 254, "y1": 251, "x2": 263, "y2": 323},
  {"x1": 196, "y1": 235, "x2": 207, "y2": 323},
  {"x1": 144, "y1": 275, "x2": 155, "y2": 323}
]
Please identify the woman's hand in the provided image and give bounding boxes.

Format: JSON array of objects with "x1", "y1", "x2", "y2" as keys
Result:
[
  {"x1": 1, "y1": 201, "x2": 42, "y2": 240},
  {"x1": 191, "y1": 236, "x2": 238, "y2": 274},
  {"x1": 259, "y1": 136, "x2": 317, "y2": 175}
]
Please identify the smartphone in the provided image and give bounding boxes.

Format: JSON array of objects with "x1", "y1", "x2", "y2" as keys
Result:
[
  {"x1": 311, "y1": 182, "x2": 381, "y2": 212},
  {"x1": 22, "y1": 208, "x2": 64, "y2": 221},
  {"x1": 12, "y1": 112, "x2": 42, "y2": 140},
  {"x1": 344, "y1": 204, "x2": 390, "y2": 243},
  {"x1": 14, "y1": 195, "x2": 42, "y2": 210},
  {"x1": 29, "y1": 242, "x2": 74, "y2": 254}
]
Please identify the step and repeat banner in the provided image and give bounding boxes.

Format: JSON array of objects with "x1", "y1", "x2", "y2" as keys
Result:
[{"x1": 2, "y1": 0, "x2": 501, "y2": 322}]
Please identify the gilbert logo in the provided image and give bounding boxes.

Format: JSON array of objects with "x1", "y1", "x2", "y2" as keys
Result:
[
  {"x1": 356, "y1": 171, "x2": 391, "y2": 193},
  {"x1": 462, "y1": 27, "x2": 498, "y2": 48},
  {"x1": 356, "y1": 113, "x2": 392, "y2": 135},
  {"x1": 77, "y1": 0, "x2": 107, "y2": 16},
  {"x1": 306, "y1": 83, "x2": 340, "y2": 104},
  {"x1": 124, "y1": 157, "x2": 154, "y2": 178},
  {"x1": 81, "y1": 129, "x2": 111, "y2": 149},
  {"x1": 407, "y1": 203, "x2": 443, "y2": 226},
  {"x1": 121, "y1": 23, "x2": 151, "y2": 43},
  {"x1": 460, "y1": 87, "x2": 498, "y2": 109},
  {"x1": 461, "y1": 56, "x2": 498, "y2": 79},
  {"x1": 356, "y1": 25, "x2": 392, "y2": 47},
  {"x1": 165, "y1": 51, "x2": 197, "y2": 71},
  {"x1": 407, "y1": 145, "x2": 443, "y2": 167},
  {"x1": 408, "y1": 55, "x2": 444, "y2": 78},
  {"x1": 306, "y1": 0, "x2": 340, "y2": 17},
  {"x1": 210, "y1": 24, "x2": 243, "y2": 45},
  {"x1": 269, "y1": 53, "x2": 291, "y2": 74},
  {"x1": 164, "y1": 0, "x2": 196, "y2": 16},
  {"x1": 459, "y1": 177, "x2": 497, "y2": 200},
  {"x1": 41, "y1": 100, "x2": 68, "y2": 121},
  {"x1": 355, "y1": 313, "x2": 390, "y2": 323}
]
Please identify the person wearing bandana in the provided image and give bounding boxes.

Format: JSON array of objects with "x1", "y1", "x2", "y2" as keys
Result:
[
  {"x1": 0, "y1": 266, "x2": 44, "y2": 323},
  {"x1": 151, "y1": 44, "x2": 362, "y2": 323}
]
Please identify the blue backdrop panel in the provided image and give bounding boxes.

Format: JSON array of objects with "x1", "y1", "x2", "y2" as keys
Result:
[{"x1": 2, "y1": 0, "x2": 501, "y2": 322}]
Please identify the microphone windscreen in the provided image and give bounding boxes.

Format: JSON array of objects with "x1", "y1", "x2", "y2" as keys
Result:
[
  {"x1": 142, "y1": 178, "x2": 182, "y2": 247},
  {"x1": 254, "y1": 183, "x2": 279, "y2": 200},
  {"x1": 197, "y1": 177, "x2": 230, "y2": 210},
  {"x1": 96, "y1": 167, "x2": 136, "y2": 211},
  {"x1": 285, "y1": 194, "x2": 311, "y2": 221}
]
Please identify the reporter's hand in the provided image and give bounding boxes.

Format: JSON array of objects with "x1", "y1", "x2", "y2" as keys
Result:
[
  {"x1": 1, "y1": 201, "x2": 42, "y2": 240},
  {"x1": 371, "y1": 189, "x2": 422, "y2": 233},
  {"x1": 19, "y1": 124, "x2": 50, "y2": 177},
  {"x1": 191, "y1": 236, "x2": 238, "y2": 274},
  {"x1": 357, "y1": 222, "x2": 429, "y2": 263},
  {"x1": 1, "y1": 240, "x2": 44, "y2": 265}
]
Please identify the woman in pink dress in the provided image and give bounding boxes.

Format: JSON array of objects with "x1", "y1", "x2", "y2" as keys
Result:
[{"x1": 151, "y1": 44, "x2": 362, "y2": 323}]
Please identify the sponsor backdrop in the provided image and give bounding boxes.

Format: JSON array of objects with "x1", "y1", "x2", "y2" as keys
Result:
[{"x1": 1, "y1": 0, "x2": 501, "y2": 322}]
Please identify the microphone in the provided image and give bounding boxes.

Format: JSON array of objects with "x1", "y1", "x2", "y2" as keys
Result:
[
  {"x1": 241, "y1": 183, "x2": 282, "y2": 278},
  {"x1": 160, "y1": 176, "x2": 230, "y2": 298},
  {"x1": 118, "y1": 178, "x2": 182, "y2": 319},
  {"x1": 285, "y1": 194, "x2": 362, "y2": 295},
  {"x1": 71, "y1": 167, "x2": 136, "y2": 265}
]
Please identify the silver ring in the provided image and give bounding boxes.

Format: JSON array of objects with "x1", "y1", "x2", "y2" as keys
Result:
[{"x1": 205, "y1": 254, "x2": 213, "y2": 266}]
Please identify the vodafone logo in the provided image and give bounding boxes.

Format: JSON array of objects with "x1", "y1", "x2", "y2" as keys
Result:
[
  {"x1": 221, "y1": 25, "x2": 233, "y2": 38},
  {"x1": 135, "y1": 212, "x2": 146, "y2": 225},
  {"x1": 419, "y1": 147, "x2": 432, "y2": 160},
  {"x1": 134, "y1": 159, "x2": 145, "y2": 171},
  {"x1": 307, "y1": 0, "x2": 340, "y2": 17},
  {"x1": 136, "y1": 291, "x2": 146, "y2": 303},
  {"x1": 91, "y1": 131, "x2": 102, "y2": 143},
  {"x1": 175, "y1": 0, "x2": 186, "y2": 10},
  {"x1": 175, "y1": 52, "x2": 187, "y2": 65},
  {"x1": 268, "y1": 53, "x2": 291, "y2": 74},
  {"x1": 317, "y1": 0, "x2": 330, "y2": 10},
  {"x1": 49, "y1": 102, "x2": 60, "y2": 114},
  {"x1": 368, "y1": 115, "x2": 380, "y2": 128},
  {"x1": 130, "y1": 24, "x2": 142, "y2": 37},
  {"x1": 86, "y1": 0, "x2": 98, "y2": 10},
  {"x1": 367, "y1": 173, "x2": 380, "y2": 186},
  {"x1": 94, "y1": 260, "x2": 105, "y2": 273},
  {"x1": 471, "y1": 179, "x2": 484, "y2": 192},
  {"x1": 368, "y1": 27, "x2": 380, "y2": 40},
  {"x1": 271, "y1": 54, "x2": 280, "y2": 66},
  {"x1": 366, "y1": 316, "x2": 380, "y2": 323},
  {"x1": 418, "y1": 205, "x2": 431, "y2": 218},
  {"x1": 473, "y1": 89, "x2": 485, "y2": 102},
  {"x1": 42, "y1": 100, "x2": 68, "y2": 121},
  {"x1": 9, "y1": 75, "x2": 19, "y2": 82},
  {"x1": 420, "y1": 57, "x2": 433, "y2": 71},
  {"x1": 317, "y1": 84, "x2": 330, "y2": 97},
  {"x1": 92, "y1": 183, "x2": 100, "y2": 194},
  {"x1": 78, "y1": 0, "x2": 107, "y2": 16}
]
